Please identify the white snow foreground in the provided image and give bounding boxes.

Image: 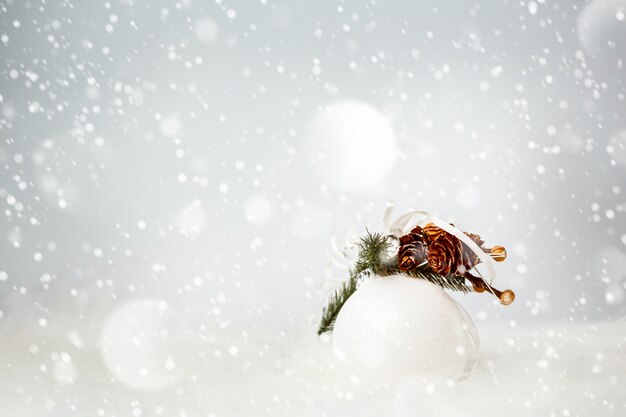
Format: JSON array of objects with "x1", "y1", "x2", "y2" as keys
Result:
[{"x1": 1, "y1": 318, "x2": 624, "y2": 417}]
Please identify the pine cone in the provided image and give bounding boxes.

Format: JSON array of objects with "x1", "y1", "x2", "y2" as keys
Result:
[
  {"x1": 424, "y1": 223, "x2": 484, "y2": 247},
  {"x1": 464, "y1": 231, "x2": 485, "y2": 248},
  {"x1": 423, "y1": 223, "x2": 448, "y2": 242},
  {"x1": 397, "y1": 226, "x2": 429, "y2": 271},
  {"x1": 461, "y1": 232, "x2": 485, "y2": 270},
  {"x1": 427, "y1": 232, "x2": 465, "y2": 276},
  {"x1": 425, "y1": 225, "x2": 487, "y2": 276}
]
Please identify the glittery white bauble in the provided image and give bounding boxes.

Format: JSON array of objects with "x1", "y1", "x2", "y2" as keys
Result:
[{"x1": 332, "y1": 275, "x2": 479, "y2": 379}]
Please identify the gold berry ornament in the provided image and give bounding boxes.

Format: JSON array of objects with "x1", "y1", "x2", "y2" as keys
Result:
[{"x1": 398, "y1": 223, "x2": 515, "y2": 305}]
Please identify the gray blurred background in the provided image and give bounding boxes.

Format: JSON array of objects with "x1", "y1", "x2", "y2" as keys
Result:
[{"x1": 0, "y1": 0, "x2": 625, "y2": 405}]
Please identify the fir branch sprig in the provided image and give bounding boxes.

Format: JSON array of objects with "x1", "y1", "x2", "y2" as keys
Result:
[
  {"x1": 317, "y1": 231, "x2": 469, "y2": 335},
  {"x1": 353, "y1": 230, "x2": 393, "y2": 276},
  {"x1": 317, "y1": 269, "x2": 360, "y2": 336}
]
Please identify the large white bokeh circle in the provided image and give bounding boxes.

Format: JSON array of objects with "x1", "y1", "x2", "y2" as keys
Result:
[
  {"x1": 194, "y1": 17, "x2": 219, "y2": 43},
  {"x1": 305, "y1": 100, "x2": 398, "y2": 192},
  {"x1": 100, "y1": 298, "x2": 182, "y2": 391},
  {"x1": 577, "y1": 0, "x2": 626, "y2": 59},
  {"x1": 332, "y1": 276, "x2": 479, "y2": 379}
]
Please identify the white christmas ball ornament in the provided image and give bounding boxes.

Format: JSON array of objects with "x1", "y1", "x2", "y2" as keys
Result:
[{"x1": 332, "y1": 276, "x2": 479, "y2": 379}]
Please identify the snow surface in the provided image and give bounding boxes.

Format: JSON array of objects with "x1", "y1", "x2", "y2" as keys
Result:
[{"x1": 1, "y1": 319, "x2": 624, "y2": 416}]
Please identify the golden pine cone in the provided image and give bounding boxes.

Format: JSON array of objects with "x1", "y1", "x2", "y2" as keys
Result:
[
  {"x1": 427, "y1": 232, "x2": 465, "y2": 276},
  {"x1": 397, "y1": 226, "x2": 429, "y2": 271},
  {"x1": 423, "y1": 223, "x2": 489, "y2": 275}
]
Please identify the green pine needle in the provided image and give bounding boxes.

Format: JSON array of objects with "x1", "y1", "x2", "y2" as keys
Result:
[
  {"x1": 316, "y1": 270, "x2": 360, "y2": 336},
  {"x1": 317, "y1": 230, "x2": 470, "y2": 335}
]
